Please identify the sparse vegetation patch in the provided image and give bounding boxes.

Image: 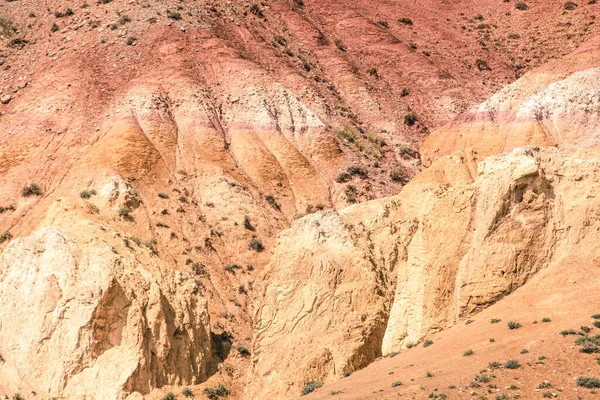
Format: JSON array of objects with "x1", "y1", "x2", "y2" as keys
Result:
[{"x1": 301, "y1": 381, "x2": 324, "y2": 396}]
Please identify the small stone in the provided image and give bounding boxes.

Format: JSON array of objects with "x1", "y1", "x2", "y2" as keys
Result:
[{"x1": 0, "y1": 95, "x2": 12, "y2": 104}]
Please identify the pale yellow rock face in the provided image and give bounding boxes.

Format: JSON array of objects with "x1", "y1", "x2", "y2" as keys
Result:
[
  {"x1": 249, "y1": 145, "x2": 600, "y2": 399},
  {"x1": 0, "y1": 201, "x2": 214, "y2": 400},
  {"x1": 245, "y1": 210, "x2": 394, "y2": 400}
]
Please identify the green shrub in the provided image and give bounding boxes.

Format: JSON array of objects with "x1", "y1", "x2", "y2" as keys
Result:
[
  {"x1": 236, "y1": 344, "x2": 250, "y2": 357},
  {"x1": 22, "y1": 183, "x2": 42, "y2": 197},
  {"x1": 391, "y1": 381, "x2": 403, "y2": 387},
  {"x1": 474, "y1": 374, "x2": 490, "y2": 383},
  {"x1": 345, "y1": 185, "x2": 357, "y2": 203},
  {"x1": 576, "y1": 376, "x2": 600, "y2": 388},
  {"x1": 463, "y1": 349, "x2": 474, "y2": 356},
  {"x1": 520, "y1": 349, "x2": 529, "y2": 354},
  {"x1": 581, "y1": 325, "x2": 592, "y2": 333},
  {"x1": 389, "y1": 351, "x2": 399, "y2": 357},
  {"x1": 398, "y1": 17, "x2": 413, "y2": 25},
  {"x1": 488, "y1": 361, "x2": 502, "y2": 370},
  {"x1": 119, "y1": 14, "x2": 131, "y2": 24},
  {"x1": 54, "y1": 8, "x2": 74, "y2": 18},
  {"x1": 144, "y1": 239, "x2": 158, "y2": 255},
  {"x1": 426, "y1": 371, "x2": 433, "y2": 377},
  {"x1": 167, "y1": 10, "x2": 182, "y2": 20},
  {"x1": 496, "y1": 395, "x2": 509, "y2": 400},
  {"x1": 507, "y1": 321, "x2": 521, "y2": 330},
  {"x1": 504, "y1": 359, "x2": 520, "y2": 369},
  {"x1": 336, "y1": 172, "x2": 352, "y2": 183},
  {"x1": 490, "y1": 318, "x2": 501, "y2": 324},
  {"x1": 542, "y1": 317, "x2": 551, "y2": 323},
  {"x1": 489, "y1": 338, "x2": 495, "y2": 342},
  {"x1": 593, "y1": 321, "x2": 600, "y2": 329},
  {"x1": 575, "y1": 335, "x2": 600, "y2": 353},
  {"x1": 423, "y1": 339, "x2": 433, "y2": 347},
  {"x1": 249, "y1": 4, "x2": 265, "y2": 17},
  {"x1": 301, "y1": 381, "x2": 324, "y2": 396},
  {"x1": 343, "y1": 371, "x2": 352, "y2": 377},
  {"x1": 224, "y1": 264, "x2": 242, "y2": 274},
  {"x1": 51, "y1": 23, "x2": 59, "y2": 32},
  {"x1": 182, "y1": 388, "x2": 193, "y2": 397},
  {"x1": 406, "y1": 342, "x2": 417, "y2": 349},
  {"x1": 119, "y1": 207, "x2": 131, "y2": 218},
  {"x1": 0, "y1": 16, "x2": 17, "y2": 37},
  {"x1": 537, "y1": 382, "x2": 552, "y2": 389},
  {"x1": 404, "y1": 113, "x2": 417, "y2": 126},
  {"x1": 515, "y1": 2, "x2": 529, "y2": 10},
  {"x1": 126, "y1": 37, "x2": 137, "y2": 45},
  {"x1": 390, "y1": 167, "x2": 407, "y2": 183},
  {"x1": 204, "y1": 385, "x2": 230, "y2": 399},
  {"x1": 80, "y1": 190, "x2": 92, "y2": 198},
  {"x1": 348, "y1": 165, "x2": 367, "y2": 177},
  {"x1": 244, "y1": 215, "x2": 255, "y2": 231},
  {"x1": 0, "y1": 231, "x2": 13, "y2": 244},
  {"x1": 542, "y1": 392, "x2": 553, "y2": 398},
  {"x1": 538, "y1": 355, "x2": 546, "y2": 360},
  {"x1": 248, "y1": 238, "x2": 264, "y2": 252},
  {"x1": 265, "y1": 195, "x2": 281, "y2": 211},
  {"x1": 564, "y1": 1, "x2": 578, "y2": 9},
  {"x1": 560, "y1": 329, "x2": 577, "y2": 335},
  {"x1": 162, "y1": 393, "x2": 176, "y2": 400}
]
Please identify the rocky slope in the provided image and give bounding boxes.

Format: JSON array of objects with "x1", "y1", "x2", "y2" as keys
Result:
[
  {"x1": 0, "y1": 0, "x2": 600, "y2": 399},
  {"x1": 247, "y1": 33, "x2": 600, "y2": 400},
  {"x1": 249, "y1": 145, "x2": 589, "y2": 398},
  {"x1": 422, "y1": 36, "x2": 600, "y2": 165},
  {"x1": 0, "y1": 198, "x2": 214, "y2": 399},
  {"x1": 305, "y1": 234, "x2": 600, "y2": 399}
]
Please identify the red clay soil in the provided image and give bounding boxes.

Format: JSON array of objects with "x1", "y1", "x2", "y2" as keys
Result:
[{"x1": 1, "y1": 0, "x2": 598, "y2": 141}]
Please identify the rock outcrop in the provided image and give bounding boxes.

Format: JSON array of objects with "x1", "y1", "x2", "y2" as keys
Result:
[
  {"x1": 249, "y1": 145, "x2": 600, "y2": 398},
  {"x1": 246, "y1": 210, "x2": 394, "y2": 399},
  {"x1": 0, "y1": 200, "x2": 214, "y2": 399}
]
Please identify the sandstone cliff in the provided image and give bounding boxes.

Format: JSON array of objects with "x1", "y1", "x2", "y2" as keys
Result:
[
  {"x1": 249, "y1": 145, "x2": 600, "y2": 398},
  {"x1": 0, "y1": 199, "x2": 214, "y2": 399}
]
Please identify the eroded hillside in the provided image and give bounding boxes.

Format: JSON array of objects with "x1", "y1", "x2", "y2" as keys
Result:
[{"x1": 0, "y1": 0, "x2": 599, "y2": 399}]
